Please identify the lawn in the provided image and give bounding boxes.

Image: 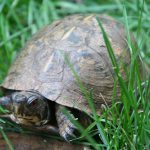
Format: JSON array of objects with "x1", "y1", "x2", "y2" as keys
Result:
[{"x1": 0, "y1": 0, "x2": 149, "y2": 149}]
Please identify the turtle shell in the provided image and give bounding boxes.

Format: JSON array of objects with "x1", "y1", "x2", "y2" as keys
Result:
[{"x1": 1, "y1": 14, "x2": 130, "y2": 114}]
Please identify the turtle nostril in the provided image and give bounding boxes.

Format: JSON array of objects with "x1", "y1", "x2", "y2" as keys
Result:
[{"x1": 0, "y1": 96, "x2": 11, "y2": 105}]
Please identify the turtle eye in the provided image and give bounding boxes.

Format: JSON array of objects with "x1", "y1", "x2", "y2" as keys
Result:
[
  {"x1": 27, "y1": 99, "x2": 39, "y2": 111},
  {"x1": 29, "y1": 100, "x2": 37, "y2": 106},
  {"x1": 27, "y1": 95, "x2": 39, "y2": 104},
  {"x1": 31, "y1": 101, "x2": 36, "y2": 106}
]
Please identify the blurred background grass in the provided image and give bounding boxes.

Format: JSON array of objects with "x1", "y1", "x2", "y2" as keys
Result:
[{"x1": 0, "y1": 0, "x2": 149, "y2": 149}]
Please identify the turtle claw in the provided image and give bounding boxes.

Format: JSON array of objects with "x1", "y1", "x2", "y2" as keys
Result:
[
  {"x1": 61, "y1": 123, "x2": 77, "y2": 142},
  {"x1": 62, "y1": 131, "x2": 76, "y2": 142}
]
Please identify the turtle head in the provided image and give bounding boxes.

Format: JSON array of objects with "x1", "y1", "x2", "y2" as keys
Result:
[{"x1": 0, "y1": 91, "x2": 50, "y2": 126}]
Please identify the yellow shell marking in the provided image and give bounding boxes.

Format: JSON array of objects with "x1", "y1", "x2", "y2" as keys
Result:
[
  {"x1": 83, "y1": 14, "x2": 95, "y2": 21},
  {"x1": 43, "y1": 52, "x2": 54, "y2": 72},
  {"x1": 61, "y1": 27, "x2": 76, "y2": 40}
]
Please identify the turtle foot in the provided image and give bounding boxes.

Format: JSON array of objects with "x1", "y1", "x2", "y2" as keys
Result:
[{"x1": 56, "y1": 105, "x2": 78, "y2": 141}]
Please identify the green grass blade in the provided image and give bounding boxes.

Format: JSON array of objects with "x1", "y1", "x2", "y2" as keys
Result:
[
  {"x1": 61, "y1": 108, "x2": 99, "y2": 149},
  {"x1": 0, "y1": 128, "x2": 14, "y2": 150},
  {"x1": 96, "y1": 18, "x2": 131, "y2": 120},
  {"x1": 62, "y1": 52, "x2": 109, "y2": 147}
]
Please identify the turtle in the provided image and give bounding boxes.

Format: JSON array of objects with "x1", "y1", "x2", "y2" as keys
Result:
[{"x1": 0, "y1": 14, "x2": 130, "y2": 141}]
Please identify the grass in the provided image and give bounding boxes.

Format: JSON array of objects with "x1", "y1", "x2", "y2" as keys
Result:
[{"x1": 0, "y1": 0, "x2": 149, "y2": 149}]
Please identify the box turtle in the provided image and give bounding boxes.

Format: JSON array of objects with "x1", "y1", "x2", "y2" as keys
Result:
[{"x1": 0, "y1": 14, "x2": 130, "y2": 141}]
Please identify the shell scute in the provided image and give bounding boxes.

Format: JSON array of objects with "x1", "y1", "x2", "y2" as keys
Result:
[{"x1": 1, "y1": 14, "x2": 130, "y2": 114}]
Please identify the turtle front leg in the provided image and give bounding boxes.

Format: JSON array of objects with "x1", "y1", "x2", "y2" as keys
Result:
[{"x1": 56, "y1": 104, "x2": 77, "y2": 141}]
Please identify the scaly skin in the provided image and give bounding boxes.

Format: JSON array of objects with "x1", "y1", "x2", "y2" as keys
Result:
[
  {"x1": 0, "y1": 91, "x2": 79, "y2": 141},
  {"x1": 56, "y1": 104, "x2": 77, "y2": 141}
]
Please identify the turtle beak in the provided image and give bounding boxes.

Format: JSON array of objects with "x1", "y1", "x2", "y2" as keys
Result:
[
  {"x1": 0, "y1": 96, "x2": 12, "y2": 115},
  {"x1": 0, "y1": 96, "x2": 19, "y2": 122},
  {"x1": 0, "y1": 96, "x2": 12, "y2": 108}
]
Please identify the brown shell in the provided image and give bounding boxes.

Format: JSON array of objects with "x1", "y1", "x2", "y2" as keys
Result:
[{"x1": 1, "y1": 14, "x2": 130, "y2": 114}]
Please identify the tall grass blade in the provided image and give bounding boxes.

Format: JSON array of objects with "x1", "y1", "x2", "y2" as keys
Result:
[
  {"x1": 96, "y1": 17, "x2": 131, "y2": 120},
  {"x1": 0, "y1": 128, "x2": 14, "y2": 150},
  {"x1": 62, "y1": 52, "x2": 109, "y2": 147}
]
